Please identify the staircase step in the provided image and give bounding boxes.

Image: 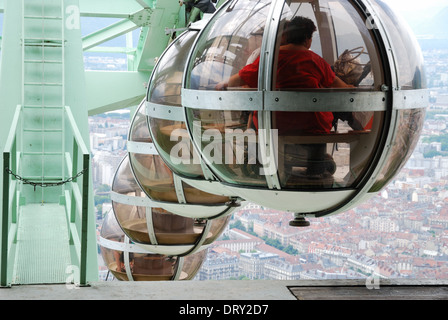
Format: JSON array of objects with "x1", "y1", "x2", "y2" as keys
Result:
[
  {"x1": 24, "y1": 82, "x2": 63, "y2": 87},
  {"x1": 24, "y1": 15, "x2": 63, "y2": 21},
  {"x1": 24, "y1": 60, "x2": 63, "y2": 64},
  {"x1": 13, "y1": 204, "x2": 71, "y2": 285}
]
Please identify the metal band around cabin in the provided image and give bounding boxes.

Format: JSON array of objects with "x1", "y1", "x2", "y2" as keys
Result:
[
  {"x1": 392, "y1": 89, "x2": 429, "y2": 110},
  {"x1": 127, "y1": 141, "x2": 158, "y2": 155},
  {"x1": 110, "y1": 190, "x2": 155, "y2": 207},
  {"x1": 98, "y1": 236, "x2": 153, "y2": 254},
  {"x1": 146, "y1": 101, "x2": 186, "y2": 121},
  {"x1": 264, "y1": 90, "x2": 388, "y2": 112},
  {"x1": 183, "y1": 89, "x2": 390, "y2": 112},
  {"x1": 182, "y1": 89, "x2": 263, "y2": 111}
]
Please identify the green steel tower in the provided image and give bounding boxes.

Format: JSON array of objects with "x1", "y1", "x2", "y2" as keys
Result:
[{"x1": 0, "y1": 0, "x2": 202, "y2": 287}]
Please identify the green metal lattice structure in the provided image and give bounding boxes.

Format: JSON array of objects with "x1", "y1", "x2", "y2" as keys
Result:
[{"x1": 0, "y1": 0, "x2": 204, "y2": 287}]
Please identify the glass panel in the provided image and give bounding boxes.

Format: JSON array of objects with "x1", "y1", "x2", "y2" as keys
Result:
[
  {"x1": 148, "y1": 31, "x2": 205, "y2": 179},
  {"x1": 129, "y1": 102, "x2": 153, "y2": 143},
  {"x1": 100, "y1": 247, "x2": 130, "y2": 281},
  {"x1": 100, "y1": 213, "x2": 181, "y2": 281},
  {"x1": 99, "y1": 213, "x2": 133, "y2": 281},
  {"x1": 129, "y1": 102, "x2": 179, "y2": 202},
  {"x1": 204, "y1": 214, "x2": 232, "y2": 245},
  {"x1": 370, "y1": 108, "x2": 425, "y2": 192},
  {"x1": 130, "y1": 101, "x2": 231, "y2": 204},
  {"x1": 265, "y1": 0, "x2": 385, "y2": 189},
  {"x1": 131, "y1": 254, "x2": 178, "y2": 281},
  {"x1": 276, "y1": 110, "x2": 384, "y2": 189},
  {"x1": 186, "y1": 109, "x2": 269, "y2": 187},
  {"x1": 150, "y1": 118, "x2": 205, "y2": 180},
  {"x1": 101, "y1": 210, "x2": 125, "y2": 242},
  {"x1": 151, "y1": 208, "x2": 203, "y2": 245},
  {"x1": 179, "y1": 250, "x2": 208, "y2": 280},
  {"x1": 112, "y1": 156, "x2": 150, "y2": 243},
  {"x1": 272, "y1": 0, "x2": 382, "y2": 90},
  {"x1": 185, "y1": 0, "x2": 271, "y2": 90},
  {"x1": 112, "y1": 156, "x2": 207, "y2": 246},
  {"x1": 149, "y1": 31, "x2": 198, "y2": 106},
  {"x1": 179, "y1": 181, "x2": 224, "y2": 204},
  {"x1": 130, "y1": 150, "x2": 179, "y2": 202},
  {"x1": 370, "y1": 0, "x2": 426, "y2": 89}
]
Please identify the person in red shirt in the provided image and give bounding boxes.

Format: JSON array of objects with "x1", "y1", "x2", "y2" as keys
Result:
[
  {"x1": 216, "y1": 16, "x2": 353, "y2": 178},
  {"x1": 217, "y1": 16, "x2": 352, "y2": 134}
]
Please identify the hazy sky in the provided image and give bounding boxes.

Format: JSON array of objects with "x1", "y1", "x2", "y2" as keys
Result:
[
  {"x1": 383, "y1": 0, "x2": 447, "y2": 30},
  {"x1": 388, "y1": 0, "x2": 447, "y2": 14}
]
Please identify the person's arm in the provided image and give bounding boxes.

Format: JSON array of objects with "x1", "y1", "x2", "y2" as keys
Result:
[
  {"x1": 215, "y1": 73, "x2": 245, "y2": 90},
  {"x1": 329, "y1": 76, "x2": 354, "y2": 88}
]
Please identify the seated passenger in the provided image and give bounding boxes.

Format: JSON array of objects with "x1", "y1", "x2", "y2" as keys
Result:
[
  {"x1": 216, "y1": 16, "x2": 352, "y2": 178},
  {"x1": 217, "y1": 16, "x2": 352, "y2": 135}
]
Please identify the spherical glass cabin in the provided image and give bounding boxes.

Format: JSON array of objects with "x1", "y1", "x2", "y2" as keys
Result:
[
  {"x1": 128, "y1": 99, "x2": 240, "y2": 219},
  {"x1": 99, "y1": 212, "x2": 207, "y2": 281},
  {"x1": 145, "y1": 25, "x2": 239, "y2": 198},
  {"x1": 182, "y1": 0, "x2": 427, "y2": 225},
  {"x1": 111, "y1": 154, "x2": 231, "y2": 256}
]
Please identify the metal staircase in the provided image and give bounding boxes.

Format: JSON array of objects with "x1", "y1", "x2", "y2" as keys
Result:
[
  {"x1": 1, "y1": 0, "x2": 97, "y2": 287},
  {"x1": 21, "y1": 0, "x2": 65, "y2": 204}
]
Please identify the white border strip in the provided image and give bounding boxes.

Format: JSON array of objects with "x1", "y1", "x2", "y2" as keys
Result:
[
  {"x1": 127, "y1": 141, "x2": 158, "y2": 155},
  {"x1": 183, "y1": 89, "x2": 263, "y2": 111},
  {"x1": 393, "y1": 89, "x2": 428, "y2": 110},
  {"x1": 98, "y1": 236, "x2": 153, "y2": 254},
  {"x1": 146, "y1": 101, "x2": 185, "y2": 121},
  {"x1": 111, "y1": 190, "x2": 155, "y2": 207}
]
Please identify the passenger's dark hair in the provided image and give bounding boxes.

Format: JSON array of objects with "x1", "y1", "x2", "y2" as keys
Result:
[{"x1": 285, "y1": 16, "x2": 317, "y2": 45}]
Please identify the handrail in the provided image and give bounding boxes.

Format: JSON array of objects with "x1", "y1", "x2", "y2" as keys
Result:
[
  {"x1": 1, "y1": 105, "x2": 92, "y2": 287},
  {"x1": 3, "y1": 105, "x2": 22, "y2": 154},
  {"x1": 64, "y1": 106, "x2": 91, "y2": 287},
  {"x1": 65, "y1": 106, "x2": 89, "y2": 156},
  {"x1": 1, "y1": 105, "x2": 22, "y2": 287}
]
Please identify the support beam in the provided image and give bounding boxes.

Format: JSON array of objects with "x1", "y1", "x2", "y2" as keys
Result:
[
  {"x1": 0, "y1": 0, "x2": 156, "y2": 17},
  {"x1": 134, "y1": 4, "x2": 182, "y2": 72},
  {"x1": 83, "y1": 18, "x2": 140, "y2": 51},
  {"x1": 85, "y1": 71, "x2": 150, "y2": 115},
  {"x1": 78, "y1": 0, "x2": 144, "y2": 18},
  {"x1": 134, "y1": 0, "x2": 156, "y2": 9}
]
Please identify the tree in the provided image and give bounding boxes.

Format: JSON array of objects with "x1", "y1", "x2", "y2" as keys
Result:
[{"x1": 230, "y1": 220, "x2": 246, "y2": 232}]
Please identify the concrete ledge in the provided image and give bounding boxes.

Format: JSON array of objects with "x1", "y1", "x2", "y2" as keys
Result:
[
  {"x1": 0, "y1": 280, "x2": 298, "y2": 300},
  {"x1": 1, "y1": 279, "x2": 448, "y2": 300}
]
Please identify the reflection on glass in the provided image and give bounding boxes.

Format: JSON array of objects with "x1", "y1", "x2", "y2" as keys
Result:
[
  {"x1": 203, "y1": 214, "x2": 232, "y2": 245},
  {"x1": 370, "y1": 108, "x2": 425, "y2": 192},
  {"x1": 100, "y1": 213, "x2": 208, "y2": 281},
  {"x1": 129, "y1": 101, "x2": 231, "y2": 204},
  {"x1": 276, "y1": 110, "x2": 383, "y2": 189},
  {"x1": 149, "y1": 31, "x2": 198, "y2": 106},
  {"x1": 100, "y1": 213, "x2": 179, "y2": 281},
  {"x1": 186, "y1": 0, "x2": 270, "y2": 91},
  {"x1": 186, "y1": 109, "x2": 269, "y2": 187},
  {"x1": 273, "y1": 0, "x2": 381, "y2": 90},
  {"x1": 112, "y1": 156, "x2": 206, "y2": 246},
  {"x1": 180, "y1": 250, "x2": 207, "y2": 280},
  {"x1": 370, "y1": 0, "x2": 426, "y2": 89},
  {"x1": 149, "y1": 118, "x2": 205, "y2": 179},
  {"x1": 147, "y1": 31, "x2": 206, "y2": 179}
]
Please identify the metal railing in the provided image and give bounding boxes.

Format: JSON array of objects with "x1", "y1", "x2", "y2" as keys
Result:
[
  {"x1": 1, "y1": 105, "x2": 91, "y2": 287},
  {"x1": 63, "y1": 106, "x2": 91, "y2": 287},
  {"x1": 1, "y1": 105, "x2": 21, "y2": 287}
]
